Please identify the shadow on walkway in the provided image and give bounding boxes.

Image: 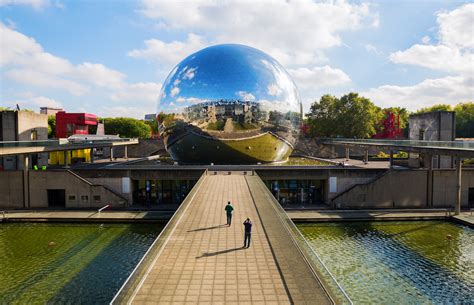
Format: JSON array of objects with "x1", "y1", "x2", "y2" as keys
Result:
[
  {"x1": 188, "y1": 224, "x2": 227, "y2": 232},
  {"x1": 196, "y1": 247, "x2": 244, "y2": 259}
]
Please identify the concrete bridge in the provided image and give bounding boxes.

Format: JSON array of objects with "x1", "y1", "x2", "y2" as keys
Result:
[{"x1": 112, "y1": 171, "x2": 349, "y2": 304}]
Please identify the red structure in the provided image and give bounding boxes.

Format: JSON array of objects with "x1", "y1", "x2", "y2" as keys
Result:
[
  {"x1": 374, "y1": 110, "x2": 403, "y2": 139},
  {"x1": 55, "y1": 111, "x2": 98, "y2": 138}
]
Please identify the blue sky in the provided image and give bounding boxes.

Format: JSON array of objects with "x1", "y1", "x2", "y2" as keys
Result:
[{"x1": 1, "y1": 0, "x2": 472, "y2": 118}]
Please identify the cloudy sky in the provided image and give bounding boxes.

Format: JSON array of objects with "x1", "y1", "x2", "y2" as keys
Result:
[{"x1": 0, "y1": 0, "x2": 473, "y2": 118}]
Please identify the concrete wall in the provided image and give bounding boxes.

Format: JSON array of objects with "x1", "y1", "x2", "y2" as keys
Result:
[
  {"x1": 0, "y1": 111, "x2": 48, "y2": 170},
  {"x1": 408, "y1": 111, "x2": 455, "y2": 168},
  {"x1": 0, "y1": 171, "x2": 24, "y2": 208},
  {"x1": 433, "y1": 170, "x2": 473, "y2": 207},
  {"x1": 87, "y1": 177, "x2": 133, "y2": 204},
  {"x1": 22, "y1": 171, "x2": 127, "y2": 208},
  {"x1": 333, "y1": 168, "x2": 474, "y2": 209}
]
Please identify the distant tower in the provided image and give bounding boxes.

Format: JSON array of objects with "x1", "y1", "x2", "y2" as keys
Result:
[{"x1": 300, "y1": 101, "x2": 304, "y2": 125}]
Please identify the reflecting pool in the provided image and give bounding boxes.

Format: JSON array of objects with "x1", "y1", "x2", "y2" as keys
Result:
[
  {"x1": 0, "y1": 222, "x2": 163, "y2": 304},
  {"x1": 298, "y1": 221, "x2": 474, "y2": 304}
]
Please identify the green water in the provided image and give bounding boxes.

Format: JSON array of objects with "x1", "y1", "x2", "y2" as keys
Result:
[
  {"x1": 298, "y1": 221, "x2": 474, "y2": 304},
  {"x1": 0, "y1": 222, "x2": 163, "y2": 304}
]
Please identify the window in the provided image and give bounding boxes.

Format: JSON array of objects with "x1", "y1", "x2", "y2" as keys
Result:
[
  {"x1": 81, "y1": 195, "x2": 89, "y2": 203},
  {"x1": 419, "y1": 129, "x2": 425, "y2": 140},
  {"x1": 93, "y1": 195, "x2": 101, "y2": 203},
  {"x1": 68, "y1": 194, "x2": 76, "y2": 201},
  {"x1": 30, "y1": 129, "x2": 38, "y2": 140}
]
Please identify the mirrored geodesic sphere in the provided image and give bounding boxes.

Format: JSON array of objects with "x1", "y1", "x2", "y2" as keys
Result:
[{"x1": 157, "y1": 44, "x2": 302, "y2": 164}]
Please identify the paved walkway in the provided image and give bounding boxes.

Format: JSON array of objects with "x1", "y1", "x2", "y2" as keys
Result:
[
  {"x1": 126, "y1": 174, "x2": 331, "y2": 304},
  {"x1": 0, "y1": 210, "x2": 171, "y2": 222},
  {"x1": 287, "y1": 209, "x2": 456, "y2": 222}
]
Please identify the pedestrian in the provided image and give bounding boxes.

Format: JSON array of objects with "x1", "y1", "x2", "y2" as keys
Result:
[
  {"x1": 225, "y1": 201, "x2": 234, "y2": 226},
  {"x1": 243, "y1": 218, "x2": 252, "y2": 248}
]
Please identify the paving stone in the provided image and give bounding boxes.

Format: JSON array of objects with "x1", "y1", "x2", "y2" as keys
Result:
[{"x1": 128, "y1": 174, "x2": 332, "y2": 304}]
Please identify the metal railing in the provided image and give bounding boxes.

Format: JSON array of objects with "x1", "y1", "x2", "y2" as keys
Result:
[
  {"x1": 98, "y1": 205, "x2": 110, "y2": 215},
  {"x1": 249, "y1": 175, "x2": 353, "y2": 305},
  {"x1": 320, "y1": 138, "x2": 474, "y2": 150},
  {"x1": 110, "y1": 170, "x2": 207, "y2": 304}
]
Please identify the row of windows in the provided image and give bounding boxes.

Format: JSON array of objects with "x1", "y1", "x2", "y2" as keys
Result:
[{"x1": 67, "y1": 194, "x2": 101, "y2": 203}]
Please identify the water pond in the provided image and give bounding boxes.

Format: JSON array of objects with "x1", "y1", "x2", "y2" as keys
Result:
[
  {"x1": 298, "y1": 221, "x2": 474, "y2": 304},
  {"x1": 0, "y1": 222, "x2": 163, "y2": 304}
]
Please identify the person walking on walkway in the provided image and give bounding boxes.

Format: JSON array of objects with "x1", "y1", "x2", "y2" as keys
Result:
[
  {"x1": 225, "y1": 201, "x2": 234, "y2": 226},
  {"x1": 243, "y1": 218, "x2": 252, "y2": 248}
]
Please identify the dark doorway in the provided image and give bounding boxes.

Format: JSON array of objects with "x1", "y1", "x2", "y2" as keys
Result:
[
  {"x1": 469, "y1": 188, "x2": 474, "y2": 208},
  {"x1": 47, "y1": 189, "x2": 66, "y2": 208}
]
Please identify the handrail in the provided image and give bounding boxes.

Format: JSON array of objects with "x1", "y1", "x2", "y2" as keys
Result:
[
  {"x1": 249, "y1": 175, "x2": 353, "y2": 304},
  {"x1": 67, "y1": 170, "x2": 129, "y2": 204},
  {"x1": 110, "y1": 169, "x2": 208, "y2": 304},
  {"x1": 98, "y1": 205, "x2": 110, "y2": 213}
]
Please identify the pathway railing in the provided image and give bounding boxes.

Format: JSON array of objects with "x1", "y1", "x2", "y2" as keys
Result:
[
  {"x1": 249, "y1": 175, "x2": 353, "y2": 305},
  {"x1": 110, "y1": 170, "x2": 207, "y2": 304},
  {"x1": 97, "y1": 205, "x2": 110, "y2": 215}
]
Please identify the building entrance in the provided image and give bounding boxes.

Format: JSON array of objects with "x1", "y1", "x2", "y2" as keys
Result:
[
  {"x1": 133, "y1": 179, "x2": 197, "y2": 206},
  {"x1": 47, "y1": 189, "x2": 66, "y2": 208},
  {"x1": 264, "y1": 179, "x2": 326, "y2": 207}
]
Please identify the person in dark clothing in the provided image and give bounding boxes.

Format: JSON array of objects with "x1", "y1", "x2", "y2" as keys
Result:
[
  {"x1": 243, "y1": 218, "x2": 252, "y2": 248},
  {"x1": 224, "y1": 201, "x2": 234, "y2": 226}
]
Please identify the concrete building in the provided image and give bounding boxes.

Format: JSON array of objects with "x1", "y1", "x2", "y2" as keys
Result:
[
  {"x1": 40, "y1": 107, "x2": 63, "y2": 116},
  {"x1": 0, "y1": 110, "x2": 48, "y2": 170},
  {"x1": 408, "y1": 111, "x2": 455, "y2": 168}
]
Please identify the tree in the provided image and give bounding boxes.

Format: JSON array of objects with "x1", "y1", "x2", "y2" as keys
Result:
[
  {"x1": 104, "y1": 117, "x2": 152, "y2": 138},
  {"x1": 48, "y1": 115, "x2": 56, "y2": 138},
  {"x1": 454, "y1": 102, "x2": 474, "y2": 138},
  {"x1": 306, "y1": 93, "x2": 382, "y2": 138},
  {"x1": 416, "y1": 104, "x2": 452, "y2": 113},
  {"x1": 374, "y1": 110, "x2": 403, "y2": 139}
]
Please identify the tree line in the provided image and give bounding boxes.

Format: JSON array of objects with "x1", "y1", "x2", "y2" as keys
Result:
[{"x1": 305, "y1": 93, "x2": 474, "y2": 139}]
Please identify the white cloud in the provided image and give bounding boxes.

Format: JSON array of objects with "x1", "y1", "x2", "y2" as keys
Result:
[
  {"x1": 388, "y1": 3, "x2": 473, "y2": 75},
  {"x1": 183, "y1": 67, "x2": 197, "y2": 80},
  {"x1": 110, "y1": 82, "x2": 162, "y2": 103},
  {"x1": 75, "y1": 63, "x2": 125, "y2": 89},
  {"x1": 365, "y1": 43, "x2": 381, "y2": 55},
  {"x1": 0, "y1": 22, "x2": 164, "y2": 119},
  {"x1": 236, "y1": 91, "x2": 255, "y2": 101},
  {"x1": 176, "y1": 96, "x2": 208, "y2": 104},
  {"x1": 3, "y1": 95, "x2": 63, "y2": 111},
  {"x1": 0, "y1": 0, "x2": 50, "y2": 9},
  {"x1": 390, "y1": 44, "x2": 473, "y2": 75},
  {"x1": 363, "y1": 75, "x2": 474, "y2": 110},
  {"x1": 97, "y1": 106, "x2": 153, "y2": 119},
  {"x1": 128, "y1": 33, "x2": 205, "y2": 65},
  {"x1": 170, "y1": 86, "x2": 180, "y2": 97},
  {"x1": 138, "y1": 0, "x2": 378, "y2": 66},
  {"x1": 5, "y1": 68, "x2": 88, "y2": 95},
  {"x1": 371, "y1": 4, "x2": 474, "y2": 111},
  {"x1": 288, "y1": 66, "x2": 351, "y2": 89},
  {"x1": 267, "y1": 84, "x2": 282, "y2": 97},
  {"x1": 438, "y1": 4, "x2": 474, "y2": 49},
  {"x1": 30, "y1": 96, "x2": 63, "y2": 108},
  {"x1": 0, "y1": 22, "x2": 127, "y2": 94}
]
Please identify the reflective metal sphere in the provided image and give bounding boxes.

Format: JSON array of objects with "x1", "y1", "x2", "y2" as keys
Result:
[{"x1": 157, "y1": 44, "x2": 301, "y2": 164}]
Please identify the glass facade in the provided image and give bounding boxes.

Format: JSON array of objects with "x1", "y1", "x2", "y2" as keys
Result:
[
  {"x1": 157, "y1": 44, "x2": 302, "y2": 164},
  {"x1": 264, "y1": 179, "x2": 325, "y2": 206},
  {"x1": 133, "y1": 179, "x2": 197, "y2": 205}
]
